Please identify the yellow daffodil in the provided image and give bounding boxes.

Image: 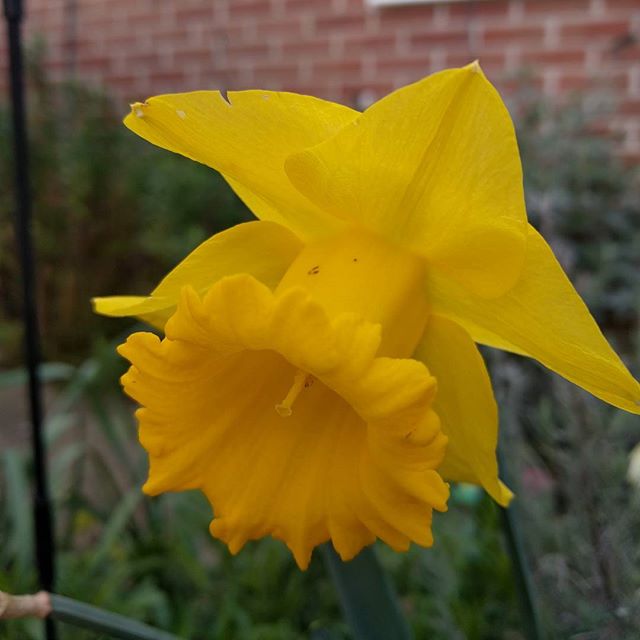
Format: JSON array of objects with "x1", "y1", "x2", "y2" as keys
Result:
[{"x1": 94, "y1": 63, "x2": 640, "y2": 569}]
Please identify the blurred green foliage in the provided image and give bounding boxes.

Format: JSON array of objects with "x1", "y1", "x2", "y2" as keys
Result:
[
  {"x1": 0, "y1": 45, "x2": 251, "y2": 366},
  {"x1": 1, "y1": 58, "x2": 640, "y2": 639},
  {"x1": 487, "y1": 85, "x2": 640, "y2": 638}
]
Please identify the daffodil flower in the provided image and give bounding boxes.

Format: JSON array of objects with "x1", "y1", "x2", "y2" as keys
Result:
[{"x1": 94, "y1": 63, "x2": 640, "y2": 569}]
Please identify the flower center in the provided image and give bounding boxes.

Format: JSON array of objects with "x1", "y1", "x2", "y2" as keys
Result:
[
  {"x1": 275, "y1": 369, "x2": 315, "y2": 417},
  {"x1": 276, "y1": 227, "x2": 429, "y2": 358}
]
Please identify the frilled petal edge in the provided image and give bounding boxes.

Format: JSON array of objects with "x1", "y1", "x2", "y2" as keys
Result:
[{"x1": 118, "y1": 274, "x2": 449, "y2": 568}]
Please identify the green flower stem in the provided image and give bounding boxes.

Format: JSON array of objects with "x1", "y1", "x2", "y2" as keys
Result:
[
  {"x1": 321, "y1": 544, "x2": 413, "y2": 640},
  {"x1": 50, "y1": 594, "x2": 181, "y2": 640},
  {"x1": 500, "y1": 504, "x2": 545, "y2": 640},
  {"x1": 498, "y1": 452, "x2": 545, "y2": 640}
]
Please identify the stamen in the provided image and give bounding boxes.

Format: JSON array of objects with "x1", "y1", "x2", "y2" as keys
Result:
[{"x1": 276, "y1": 370, "x2": 313, "y2": 417}]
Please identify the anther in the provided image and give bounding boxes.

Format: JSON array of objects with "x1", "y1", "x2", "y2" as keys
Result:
[{"x1": 276, "y1": 370, "x2": 313, "y2": 417}]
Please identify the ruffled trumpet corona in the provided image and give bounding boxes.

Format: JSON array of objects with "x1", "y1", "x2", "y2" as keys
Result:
[{"x1": 94, "y1": 62, "x2": 640, "y2": 569}]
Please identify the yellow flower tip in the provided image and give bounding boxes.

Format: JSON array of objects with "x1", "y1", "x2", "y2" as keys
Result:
[
  {"x1": 466, "y1": 59, "x2": 484, "y2": 75},
  {"x1": 130, "y1": 101, "x2": 147, "y2": 118},
  {"x1": 494, "y1": 480, "x2": 515, "y2": 507},
  {"x1": 141, "y1": 479, "x2": 159, "y2": 497},
  {"x1": 287, "y1": 541, "x2": 314, "y2": 571},
  {"x1": 118, "y1": 274, "x2": 448, "y2": 568}
]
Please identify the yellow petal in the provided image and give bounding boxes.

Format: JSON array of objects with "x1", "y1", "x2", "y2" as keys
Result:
[
  {"x1": 285, "y1": 62, "x2": 527, "y2": 297},
  {"x1": 429, "y1": 225, "x2": 640, "y2": 414},
  {"x1": 414, "y1": 315, "x2": 512, "y2": 506},
  {"x1": 125, "y1": 91, "x2": 358, "y2": 240},
  {"x1": 118, "y1": 274, "x2": 448, "y2": 569},
  {"x1": 92, "y1": 220, "x2": 302, "y2": 330}
]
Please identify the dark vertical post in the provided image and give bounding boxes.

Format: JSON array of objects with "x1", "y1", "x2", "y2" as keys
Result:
[{"x1": 3, "y1": 1, "x2": 56, "y2": 638}]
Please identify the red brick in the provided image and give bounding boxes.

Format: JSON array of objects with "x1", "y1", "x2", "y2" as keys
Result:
[
  {"x1": 313, "y1": 59, "x2": 362, "y2": 76},
  {"x1": 621, "y1": 151, "x2": 640, "y2": 167},
  {"x1": 149, "y1": 72, "x2": 186, "y2": 88},
  {"x1": 556, "y1": 72, "x2": 591, "y2": 91},
  {"x1": 557, "y1": 70, "x2": 628, "y2": 92},
  {"x1": 604, "y1": 0, "x2": 640, "y2": 9},
  {"x1": 173, "y1": 50, "x2": 215, "y2": 68},
  {"x1": 602, "y1": 71, "x2": 635, "y2": 91},
  {"x1": 525, "y1": 0, "x2": 587, "y2": 15},
  {"x1": 499, "y1": 74, "x2": 545, "y2": 94},
  {"x1": 520, "y1": 49, "x2": 587, "y2": 66},
  {"x1": 410, "y1": 29, "x2": 470, "y2": 49},
  {"x1": 607, "y1": 43, "x2": 640, "y2": 62},
  {"x1": 78, "y1": 55, "x2": 115, "y2": 74},
  {"x1": 449, "y1": 51, "x2": 506, "y2": 71},
  {"x1": 376, "y1": 54, "x2": 431, "y2": 76},
  {"x1": 285, "y1": 0, "x2": 327, "y2": 10},
  {"x1": 173, "y1": 6, "x2": 215, "y2": 23},
  {"x1": 103, "y1": 33, "x2": 145, "y2": 49},
  {"x1": 483, "y1": 25, "x2": 545, "y2": 47},
  {"x1": 211, "y1": 24, "x2": 250, "y2": 41},
  {"x1": 282, "y1": 37, "x2": 331, "y2": 57},
  {"x1": 227, "y1": 42, "x2": 271, "y2": 58},
  {"x1": 447, "y1": 0, "x2": 509, "y2": 20},
  {"x1": 562, "y1": 19, "x2": 631, "y2": 40},
  {"x1": 252, "y1": 62, "x2": 301, "y2": 84},
  {"x1": 619, "y1": 99, "x2": 640, "y2": 115},
  {"x1": 377, "y1": 5, "x2": 436, "y2": 25},
  {"x1": 255, "y1": 16, "x2": 305, "y2": 38},
  {"x1": 109, "y1": 72, "x2": 144, "y2": 86},
  {"x1": 343, "y1": 34, "x2": 397, "y2": 56},
  {"x1": 314, "y1": 13, "x2": 364, "y2": 34},
  {"x1": 229, "y1": 0, "x2": 273, "y2": 19}
]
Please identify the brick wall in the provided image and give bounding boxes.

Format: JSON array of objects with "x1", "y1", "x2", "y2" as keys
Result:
[{"x1": 1, "y1": 0, "x2": 639, "y2": 156}]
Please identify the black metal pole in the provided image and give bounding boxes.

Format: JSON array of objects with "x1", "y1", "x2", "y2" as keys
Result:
[{"x1": 3, "y1": 1, "x2": 56, "y2": 638}]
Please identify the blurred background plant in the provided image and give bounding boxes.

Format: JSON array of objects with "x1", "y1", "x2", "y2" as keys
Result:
[
  {"x1": 1, "y1": 51, "x2": 639, "y2": 639},
  {"x1": 0, "y1": 42, "x2": 251, "y2": 367}
]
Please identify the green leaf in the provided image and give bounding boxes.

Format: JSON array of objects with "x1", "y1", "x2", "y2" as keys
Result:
[
  {"x1": 321, "y1": 544, "x2": 412, "y2": 640},
  {"x1": 89, "y1": 489, "x2": 143, "y2": 571},
  {"x1": 2, "y1": 450, "x2": 33, "y2": 576},
  {"x1": 0, "y1": 362, "x2": 75, "y2": 388},
  {"x1": 51, "y1": 594, "x2": 181, "y2": 640}
]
